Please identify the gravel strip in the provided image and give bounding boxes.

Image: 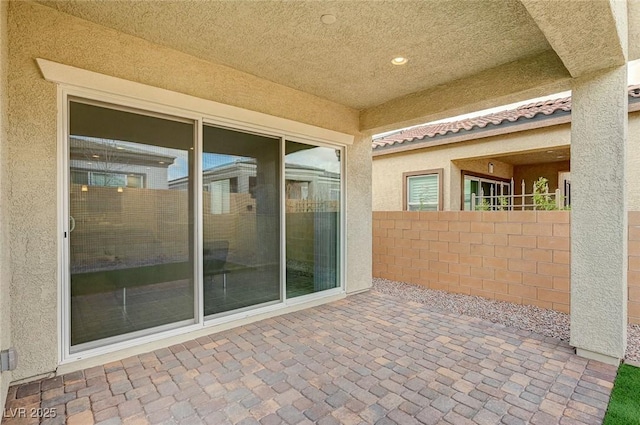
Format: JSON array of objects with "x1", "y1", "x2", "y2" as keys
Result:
[{"x1": 372, "y1": 277, "x2": 640, "y2": 363}]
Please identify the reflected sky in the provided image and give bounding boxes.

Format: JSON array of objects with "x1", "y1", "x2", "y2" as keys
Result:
[{"x1": 75, "y1": 137, "x2": 340, "y2": 181}]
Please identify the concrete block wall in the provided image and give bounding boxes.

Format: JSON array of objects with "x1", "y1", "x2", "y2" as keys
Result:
[
  {"x1": 628, "y1": 212, "x2": 640, "y2": 324},
  {"x1": 373, "y1": 211, "x2": 572, "y2": 313},
  {"x1": 374, "y1": 210, "x2": 640, "y2": 324}
]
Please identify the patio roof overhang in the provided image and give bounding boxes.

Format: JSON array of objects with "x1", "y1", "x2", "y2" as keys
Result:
[{"x1": 33, "y1": 0, "x2": 636, "y2": 135}]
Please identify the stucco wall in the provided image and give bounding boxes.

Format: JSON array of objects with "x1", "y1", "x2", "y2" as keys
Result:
[
  {"x1": 0, "y1": 0, "x2": 12, "y2": 408},
  {"x1": 6, "y1": 1, "x2": 366, "y2": 381},
  {"x1": 346, "y1": 135, "x2": 373, "y2": 294},
  {"x1": 372, "y1": 124, "x2": 570, "y2": 212},
  {"x1": 570, "y1": 67, "x2": 628, "y2": 362},
  {"x1": 513, "y1": 161, "x2": 571, "y2": 195}
]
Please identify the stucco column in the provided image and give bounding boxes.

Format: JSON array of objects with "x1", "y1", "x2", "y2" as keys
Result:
[
  {"x1": 570, "y1": 66, "x2": 628, "y2": 365},
  {"x1": 345, "y1": 134, "x2": 372, "y2": 293},
  {"x1": 448, "y1": 163, "x2": 461, "y2": 211}
]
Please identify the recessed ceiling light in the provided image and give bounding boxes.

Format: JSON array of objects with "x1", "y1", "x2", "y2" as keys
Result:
[
  {"x1": 116, "y1": 146, "x2": 124, "y2": 150},
  {"x1": 546, "y1": 150, "x2": 553, "y2": 153},
  {"x1": 159, "y1": 161, "x2": 165, "y2": 164},
  {"x1": 557, "y1": 155, "x2": 565, "y2": 158},
  {"x1": 92, "y1": 154, "x2": 100, "y2": 158},
  {"x1": 391, "y1": 57, "x2": 408, "y2": 66},
  {"x1": 321, "y1": 14, "x2": 336, "y2": 25}
]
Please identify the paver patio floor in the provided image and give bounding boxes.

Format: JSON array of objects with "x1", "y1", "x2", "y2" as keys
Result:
[{"x1": 4, "y1": 291, "x2": 617, "y2": 425}]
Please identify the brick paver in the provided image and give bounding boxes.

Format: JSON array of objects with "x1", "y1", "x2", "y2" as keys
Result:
[{"x1": 3, "y1": 291, "x2": 617, "y2": 424}]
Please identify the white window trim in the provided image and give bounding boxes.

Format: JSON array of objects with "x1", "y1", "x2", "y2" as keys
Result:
[{"x1": 47, "y1": 59, "x2": 350, "y2": 366}]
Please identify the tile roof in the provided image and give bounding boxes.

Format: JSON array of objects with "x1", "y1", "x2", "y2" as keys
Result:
[{"x1": 372, "y1": 85, "x2": 640, "y2": 150}]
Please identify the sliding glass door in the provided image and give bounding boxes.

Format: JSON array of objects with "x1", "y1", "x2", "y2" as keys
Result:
[
  {"x1": 202, "y1": 125, "x2": 281, "y2": 316},
  {"x1": 68, "y1": 100, "x2": 195, "y2": 350},
  {"x1": 65, "y1": 98, "x2": 343, "y2": 354},
  {"x1": 285, "y1": 142, "x2": 341, "y2": 298}
]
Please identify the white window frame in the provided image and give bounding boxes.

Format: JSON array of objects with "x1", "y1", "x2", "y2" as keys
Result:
[{"x1": 41, "y1": 59, "x2": 351, "y2": 365}]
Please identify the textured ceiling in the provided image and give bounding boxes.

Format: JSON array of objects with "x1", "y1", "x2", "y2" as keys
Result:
[{"x1": 38, "y1": 0, "x2": 553, "y2": 110}]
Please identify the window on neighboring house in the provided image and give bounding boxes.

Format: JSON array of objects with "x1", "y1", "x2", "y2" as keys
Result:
[
  {"x1": 70, "y1": 169, "x2": 145, "y2": 189},
  {"x1": 404, "y1": 169, "x2": 442, "y2": 211},
  {"x1": 286, "y1": 180, "x2": 310, "y2": 200},
  {"x1": 463, "y1": 173, "x2": 510, "y2": 210},
  {"x1": 248, "y1": 176, "x2": 257, "y2": 199},
  {"x1": 209, "y1": 179, "x2": 231, "y2": 214}
]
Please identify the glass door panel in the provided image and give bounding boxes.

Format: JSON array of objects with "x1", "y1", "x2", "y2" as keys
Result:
[
  {"x1": 202, "y1": 125, "x2": 281, "y2": 316},
  {"x1": 68, "y1": 101, "x2": 195, "y2": 350},
  {"x1": 285, "y1": 141, "x2": 341, "y2": 298}
]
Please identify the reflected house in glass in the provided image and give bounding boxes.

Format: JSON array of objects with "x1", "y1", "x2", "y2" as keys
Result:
[
  {"x1": 70, "y1": 137, "x2": 177, "y2": 190},
  {"x1": 168, "y1": 155, "x2": 341, "y2": 299}
]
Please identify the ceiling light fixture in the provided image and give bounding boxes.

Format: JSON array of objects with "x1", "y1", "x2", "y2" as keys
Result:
[
  {"x1": 391, "y1": 57, "x2": 408, "y2": 66},
  {"x1": 321, "y1": 14, "x2": 336, "y2": 25}
]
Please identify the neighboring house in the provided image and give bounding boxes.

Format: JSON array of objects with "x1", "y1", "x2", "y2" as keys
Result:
[
  {"x1": 70, "y1": 137, "x2": 176, "y2": 190},
  {"x1": 372, "y1": 86, "x2": 640, "y2": 212}
]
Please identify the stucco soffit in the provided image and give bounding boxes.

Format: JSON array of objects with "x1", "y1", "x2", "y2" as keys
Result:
[
  {"x1": 36, "y1": 58, "x2": 354, "y2": 146},
  {"x1": 520, "y1": 0, "x2": 627, "y2": 77},
  {"x1": 360, "y1": 51, "x2": 570, "y2": 134}
]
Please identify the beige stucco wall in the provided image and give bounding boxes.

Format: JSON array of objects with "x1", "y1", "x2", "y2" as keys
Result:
[
  {"x1": 372, "y1": 124, "x2": 571, "y2": 212},
  {"x1": 6, "y1": 1, "x2": 367, "y2": 381},
  {"x1": 346, "y1": 135, "x2": 373, "y2": 293},
  {"x1": 513, "y1": 161, "x2": 571, "y2": 195},
  {"x1": 0, "y1": 0, "x2": 12, "y2": 409}
]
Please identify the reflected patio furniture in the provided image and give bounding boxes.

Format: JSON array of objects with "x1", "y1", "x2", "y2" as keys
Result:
[{"x1": 204, "y1": 240, "x2": 229, "y2": 289}]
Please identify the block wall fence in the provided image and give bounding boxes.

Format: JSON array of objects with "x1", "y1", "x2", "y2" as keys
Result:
[{"x1": 372, "y1": 211, "x2": 640, "y2": 324}]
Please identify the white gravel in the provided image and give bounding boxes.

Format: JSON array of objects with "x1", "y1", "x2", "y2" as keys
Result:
[{"x1": 372, "y1": 277, "x2": 640, "y2": 363}]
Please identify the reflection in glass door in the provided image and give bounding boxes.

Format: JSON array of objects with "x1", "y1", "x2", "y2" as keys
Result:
[
  {"x1": 68, "y1": 101, "x2": 195, "y2": 350},
  {"x1": 202, "y1": 125, "x2": 281, "y2": 316},
  {"x1": 285, "y1": 141, "x2": 341, "y2": 298}
]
